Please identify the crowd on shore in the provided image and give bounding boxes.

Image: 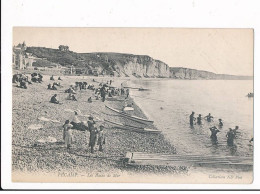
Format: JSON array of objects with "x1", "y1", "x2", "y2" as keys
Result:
[{"x1": 14, "y1": 73, "x2": 133, "y2": 154}]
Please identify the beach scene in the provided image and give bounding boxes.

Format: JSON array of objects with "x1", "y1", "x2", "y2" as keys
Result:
[{"x1": 12, "y1": 28, "x2": 253, "y2": 183}]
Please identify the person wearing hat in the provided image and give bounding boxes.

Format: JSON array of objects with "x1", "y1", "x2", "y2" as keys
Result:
[
  {"x1": 87, "y1": 115, "x2": 96, "y2": 131},
  {"x1": 97, "y1": 125, "x2": 105, "y2": 151},
  {"x1": 218, "y1": 119, "x2": 223, "y2": 128},
  {"x1": 189, "y1": 111, "x2": 195, "y2": 126},
  {"x1": 197, "y1": 114, "x2": 202, "y2": 125}
]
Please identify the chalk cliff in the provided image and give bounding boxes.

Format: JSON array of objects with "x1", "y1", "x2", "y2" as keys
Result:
[
  {"x1": 169, "y1": 67, "x2": 252, "y2": 80},
  {"x1": 25, "y1": 47, "x2": 252, "y2": 79}
]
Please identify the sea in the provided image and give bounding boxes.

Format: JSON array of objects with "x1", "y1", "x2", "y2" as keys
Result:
[{"x1": 128, "y1": 79, "x2": 254, "y2": 158}]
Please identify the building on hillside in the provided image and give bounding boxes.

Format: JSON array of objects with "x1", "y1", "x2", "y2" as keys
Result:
[{"x1": 12, "y1": 42, "x2": 38, "y2": 70}]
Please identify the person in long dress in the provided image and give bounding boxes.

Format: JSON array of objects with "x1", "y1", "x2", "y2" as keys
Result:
[{"x1": 63, "y1": 120, "x2": 73, "y2": 149}]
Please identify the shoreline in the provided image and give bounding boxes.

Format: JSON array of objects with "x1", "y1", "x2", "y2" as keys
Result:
[{"x1": 12, "y1": 74, "x2": 178, "y2": 180}]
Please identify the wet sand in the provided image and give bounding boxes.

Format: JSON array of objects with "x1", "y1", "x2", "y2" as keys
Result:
[{"x1": 12, "y1": 74, "x2": 180, "y2": 179}]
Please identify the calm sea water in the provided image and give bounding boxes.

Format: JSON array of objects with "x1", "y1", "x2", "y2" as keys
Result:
[{"x1": 129, "y1": 79, "x2": 253, "y2": 158}]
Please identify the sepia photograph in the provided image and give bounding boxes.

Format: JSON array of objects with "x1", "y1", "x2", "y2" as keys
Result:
[{"x1": 11, "y1": 27, "x2": 254, "y2": 184}]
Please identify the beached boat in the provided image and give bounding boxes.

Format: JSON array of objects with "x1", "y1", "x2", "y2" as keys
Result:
[
  {"x1": 104, "y1": 119, "x2": 160, "y2": 134},
  {"x1": 105, "y1": 105, "x2": 154, "y2": 124},
  {"x1": 121, "y1": 152, "x2": 253, "y2": 168}
]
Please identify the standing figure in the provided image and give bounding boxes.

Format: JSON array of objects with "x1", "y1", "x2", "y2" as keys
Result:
[
  {"x1": 233, "y1": 126, "x2": 239, "y2": 136},
  {"x1": 87, "y1": 116, "x2": 96, "y2": 130},
  {"x1": 218, "y1": 119, "x2": 223, "y2": 128},
  {"x1": 125, "y1": 89, "x2": 130, "y2": 99},
  {"x1": 89, "y1": 126, "x2": 98, "y2": 153},
  {"x1": 226, "y1": 128, "x2": 235, "y2": 146},
  {"x1": 63, "y1": 120, "x2": 73, "y2": 149},
  {"x1": 205, "y1": 113, "x2": 214, "y2": 122},
  {"x1": 209, "y1": 126, "x2": 220, "y2": 142},
  {"x1": 97, "y1": 125, "x2": 105, "y2": 151},
  {"x1": 100, "y1": 86, "x2": 106, "y2": 102},
  {"x1": 197, "y1": 114, "x2": 202, "y2": 125},
  {"x1": 189, "y1": 111, "x2": 195, "y2": 126}
]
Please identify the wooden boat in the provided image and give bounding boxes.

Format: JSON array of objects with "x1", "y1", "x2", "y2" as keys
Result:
[
  {"x1": 122, "y1": 152, "x2": 253, "y2": 168},
  {"x1": 104, "y1": 119, "x2": 160, "y2": 134},
  {"x1": 105, "y1": 105, "x2": 154, "y2": 125},
  {"x1": 138, "y1": 88, "x2": 150, "y2": 91},
  {"x1": 247, "y1": 93, "x2": 254, "y2": 97},
  {"x1": 124, "y1": 86, "x2": 150, "y2": 91}
]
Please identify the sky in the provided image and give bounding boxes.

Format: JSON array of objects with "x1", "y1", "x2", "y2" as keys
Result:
[{"x1": 13, "y1": 28, "x2": 253, "y2": 76}]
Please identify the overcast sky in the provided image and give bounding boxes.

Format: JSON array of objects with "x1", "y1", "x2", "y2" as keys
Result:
[{"x1": 13, "y1": 28, "x2": 253, "y2": 76}]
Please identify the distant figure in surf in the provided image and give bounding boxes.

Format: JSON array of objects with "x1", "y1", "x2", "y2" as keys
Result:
[
  {"x1": 189, "y1": 111, "x2": 195, "y2": 126},
  {"x1": 205, "y1": 113, "x2": 214, "y2": 122},
  {"x1": 249, "y1": 137, "x2": 253, "y2": 143},
  {"x1": 209, "y1": 126, "x2": 220, "y2": 142},
  {"x1": 226, "y1": 128, "x2": 235, "y2": 146},
  {"x1": 218, "y1": 119, "x2": 223, "y2": 128},
  {"x1": 50, "y1": 75, "x2": 54, "y2": 80},
  {"x1": 197, "y1": 114, "x2": 202, "y2": 125},
  {"x1": 233, "y1": 126, "x2": 239, "y2": 135}
]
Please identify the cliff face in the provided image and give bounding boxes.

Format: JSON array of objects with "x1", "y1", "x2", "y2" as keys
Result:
[
  {"x1": 170, "y1": 67, "x2": 253, "y2": 80},
  {"x1": 26, "y1": 47, "x2": 170, "y2": 78},
  {"x1": 25, "y1": 47, "x2": 251, "y2": 79},
  {"x1": 113, "y1": 56, "x2": 169, "y2": 78}
]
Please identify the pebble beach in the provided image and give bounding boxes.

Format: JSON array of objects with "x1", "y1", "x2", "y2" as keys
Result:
[{"x1": 12, "y1": 74, "x2": 183, "y2": 182}]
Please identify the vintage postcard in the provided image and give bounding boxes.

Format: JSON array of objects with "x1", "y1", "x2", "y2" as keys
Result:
[{"x1": 12, "y1": 28, "x2": 253, "y2": 183}]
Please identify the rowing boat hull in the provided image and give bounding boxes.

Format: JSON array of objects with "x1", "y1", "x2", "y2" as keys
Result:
[
  {"x1": 104, "y1": 119, "x2": 160, "y2": 134},
  {"x1": 105, "y1": 105, "x2": 154, "y2": 125}
]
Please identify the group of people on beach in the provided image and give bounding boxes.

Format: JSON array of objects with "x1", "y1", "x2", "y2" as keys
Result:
[
  {"x1": 13, "y1": 72, "x2": 43, "y2": 89},
  {"x1": 189, "y1": 111, "x2": 252, "y2": 146},
  {"x1": 49, "y1": 76, "x2": 129, "y2": 105},
  {"x1": 63, "y1": 111, "x2": 105, "y2": 153},
  {"x1": 46, "y1": 75, "x2": 132, "y2": 153}
]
